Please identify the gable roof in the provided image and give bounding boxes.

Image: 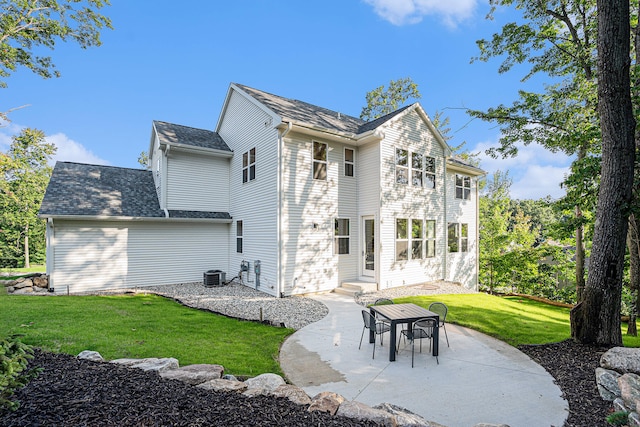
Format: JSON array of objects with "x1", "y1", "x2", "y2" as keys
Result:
[
  {"x1": 39, "y1": 162, "x2": 231, "y2": 221},
  {"x1": 153, "y1": 121, "x2": 231, "y2": 152}
]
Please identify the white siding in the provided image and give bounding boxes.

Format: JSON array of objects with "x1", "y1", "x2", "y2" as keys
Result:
[
  {"x1": 150, "y1": 134, "x2": 163, "y2": 204},
  {"x1": 357, "y1": 140, "x2": 381, "y2": 282},
  {"x1": 377, "y1": 112, "x2": 447, "y2": 289},
  {"x1": 279, "y1": 133, "x2": 359, "y2": 295},
  {"x1": 218, "y1": 89, "x2": 280, "y2": 295},
  {"x1": 445, "y1": 171, "x2": 479, "y2": 289},
  {"x1": 166, "y1": 152, "x2": 230, "y2": 212},
  {"x1": 49, "y1": 220, "x2": 229, "y2": 294}
]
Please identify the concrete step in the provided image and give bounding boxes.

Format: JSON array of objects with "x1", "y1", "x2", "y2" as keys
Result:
[{"x1": 333, "y1": 281, "x2": 378, "y2": 296}]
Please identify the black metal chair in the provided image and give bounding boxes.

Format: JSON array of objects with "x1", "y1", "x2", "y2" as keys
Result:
[
  {"x1": 372, "y1": 298, "x2": 394, "y2": 326},
  {"x1": 401, "y1": 317, "x2": 438, "y2": 367},
  {"x1": 359, "y1": 310, "x2": 391, "y2": 359},
  {"x1": 428, "y1": 302, "x2": 450, "y2": 347}
]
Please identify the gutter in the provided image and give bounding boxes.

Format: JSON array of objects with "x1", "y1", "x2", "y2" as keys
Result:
[{"x1": 38, "y1": 214, "x2": 233, "y2": 224}]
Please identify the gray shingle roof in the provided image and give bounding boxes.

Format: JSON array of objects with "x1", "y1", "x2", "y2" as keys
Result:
[
  {"x1": 40, "y1": 162, "x2": 231, "y2": 219},
  {"x1": 154, "y1": 121, "x2": 231, "y2": 152}
]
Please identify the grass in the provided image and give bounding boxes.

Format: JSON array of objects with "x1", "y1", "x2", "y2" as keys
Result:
[
  {"x1": 393, "y1": 293, "x2": 640, "y2": 348},
  {"x1": 0, "y1": 293, "x2": 293, "y2": 377},
  {"x1": 0, "y1": 265, "x2": 46, "y2": 278}
]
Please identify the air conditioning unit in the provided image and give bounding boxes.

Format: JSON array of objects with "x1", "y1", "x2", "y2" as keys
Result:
[{"x1": 203, "y1": 270, "x2": 226, "y2": 287}]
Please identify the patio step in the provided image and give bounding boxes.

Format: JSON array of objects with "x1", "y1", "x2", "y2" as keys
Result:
[{"x1": 333, "y1": 281, "x2": 378, "y2": 296}]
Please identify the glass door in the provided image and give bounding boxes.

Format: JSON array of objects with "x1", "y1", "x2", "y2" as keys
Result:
[{"x1": 363, "y1": 217, "x2": 375, "y2": 277}]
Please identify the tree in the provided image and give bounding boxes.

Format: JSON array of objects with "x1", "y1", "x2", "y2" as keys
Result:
[
  {"x1": 0, "y1": 0, "x2": 112, "y2": 89},
  {"x1": 137, "y1": 151, "x2": 148, "y2": 168},
  {"x1": 360, "y1": 77, "x2": 421, "y2": 121},
  {"x1": 0, "y1": 128, "x2": 56, "y2": 268},
  {"x1": 570, "y1": 0, "x2": 636, "y2": 345}
]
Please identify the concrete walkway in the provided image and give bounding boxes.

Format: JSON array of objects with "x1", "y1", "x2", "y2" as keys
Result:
[{"x1": 280, "y1": 292, "x2": 568, "y2": 427}]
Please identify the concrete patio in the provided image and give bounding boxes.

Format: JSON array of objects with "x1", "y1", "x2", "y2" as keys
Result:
[{"x1": 280, "y1": 292, "x2": 568, "y2": 427}]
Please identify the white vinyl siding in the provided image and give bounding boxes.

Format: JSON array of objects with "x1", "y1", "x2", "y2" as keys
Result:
[
  {"x1": 218, "y1": 89, "x2": 280, "y2": 295},
  {"x1": 166, "y1": 152, "x2": 229, "y2": 212},
  {"x1": 49, "y1": 220, "x2": 229, "y2": 294}
]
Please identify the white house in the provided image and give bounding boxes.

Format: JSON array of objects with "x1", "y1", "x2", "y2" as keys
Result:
[{"x1": 39, "y1": 83, "x2": 484, "y2": 296}]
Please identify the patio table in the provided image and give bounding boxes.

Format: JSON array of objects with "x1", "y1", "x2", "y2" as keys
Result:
[{"x1": 369, "y1": 303, "x2": 439, "y2": 362}]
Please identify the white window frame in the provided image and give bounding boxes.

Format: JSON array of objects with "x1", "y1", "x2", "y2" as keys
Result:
[
  {"x1": 344, "y1": 147, "x2": 354, "y2": 177},
  {"x1": 334, "y1": 218, "x2": 350, "y2": 254},
  {"x1": 448, "y1": 222, "x2": 468, "y2": 253},
  {"x1": 411, "y1": 152, "x2": 423, "y2": 187},
  {"x1": 425, "y1": 156, "x2": 436, "y2": 189},
  {"x1": 396, "y1": 218, "x2": 408, "y2": 260},
  {"x1": 425, "y1": 219, "x2": 436, "y2": 257},
  {"x1": 395, "y1": 148, "x2": 408, "y2": 185},
  {"x1": 242, "y1": 148, "x2": 256, "y2": 183},
  {"x1": 236, "y1": 220, "x2": 243, "y2": 253},
  {"x1": 411, "y1": 219, "x2": 424, "y2": 259},
  {"x1": 313, "y1": 141, "x2": 328, "y2": 180},
  {"x1": 456, "y1": 174, "x2": 471, "y2": 200}
]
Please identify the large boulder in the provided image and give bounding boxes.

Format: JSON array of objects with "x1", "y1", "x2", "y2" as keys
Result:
[
  {"x1": 243, "y1": 373, "x2": 286, "y2": 397},
  {"x1": 33, "y1": 275, "x2": 48, "y2": 288},
  {"x1": 336, "y1": 400, "x2": 397, "y2": 427},
  {"x1": 271, "y1": 384, "x2": 311, "y2": 406},
  {"x1": 596, "y1": 367, "x2": 622, "y2": 401},
  {"x1": 13, "y1": 279, "x2": 33, "y2": 289},
  {"x1": 374, "y1": 402, "x2": 442, "y2": 427},
  {"x1": 618, "y1": 373, "x2": 640, "y2": 412},
  {"x1": 110, "y1": 357, "x2": 179, "y2": 372},
  {"x1": 308, "y1": 391, "x2": 345, "y2": 415},
  {"x1": 601, "y1": 347, "x2": 640, "y2": 374},
  {"x1": 77, "y1": 351, "x2": 105, "y2": 362},
  {"x1": 160, "y1": 364, "x2": 224, "y2": 385}
]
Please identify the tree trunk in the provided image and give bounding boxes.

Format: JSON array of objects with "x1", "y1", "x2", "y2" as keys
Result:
[
  {"x1": 570, "y1": 0, "x2": 636, "y2": 345},
  {"x1": 575, "y1": 205, "x2": 586, "y2": 301},
  {"x1": 628, "y1": 215, "x2": 639, "y2": 336},
  {"x1": 24, "y1": 222, "x2": 30, "y2": 269}
]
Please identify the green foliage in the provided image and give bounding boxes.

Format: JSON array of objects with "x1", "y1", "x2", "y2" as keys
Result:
[
  {"x1": 0, "y1": 129, "x2": 56, "y2": 268},
  {"x1": 0, "y1": 335, "x2": 40, "y2": 411},
  {"x1": 360, "y1": 77, "x2": 420, "y2": 121},
  {"x1": 0, "y1": 293, "x2": 293, "y2": 376},
  {"x1": 137, "y1": 151, "x2": 149, "y2": 167},
  {"x1": 605, "y1": 410, "x2": 630, "y2": 426},
  {"x1": 0, "y1": 0, "x2": 113, "y2": 88}
]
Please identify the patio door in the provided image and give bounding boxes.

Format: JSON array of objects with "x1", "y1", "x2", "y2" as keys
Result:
[{"x1": 362, "y1": 216, "x2": 375, "y2": 277}]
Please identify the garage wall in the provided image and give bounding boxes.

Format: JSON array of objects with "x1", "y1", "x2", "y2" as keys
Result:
[{"x1": 49, "y1": 220, "x2": 230, "y2": 294}]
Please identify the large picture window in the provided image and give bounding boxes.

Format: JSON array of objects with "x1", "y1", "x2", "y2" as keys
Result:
[
  {"x1": 456, "y1": 174, "x2": 471, "y2": 200},
  {"x1": 242, "y1": 148, "x2": 256, "y2": 183},
  {"x1": 313, "y1": 141, "x2": 327, "y2": 180},
  {"x1": 334, "y1": 218, "x2": 350, "y2": 254}
]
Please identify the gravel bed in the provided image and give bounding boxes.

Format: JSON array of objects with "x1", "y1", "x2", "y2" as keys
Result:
[{"x1": 355, "y1": 281, "x2": 476, "y2": 307}]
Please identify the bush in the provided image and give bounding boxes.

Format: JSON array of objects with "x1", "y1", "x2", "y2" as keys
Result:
[{"x1": 0, "y1": 335, "x2": 40, "y2": 412}]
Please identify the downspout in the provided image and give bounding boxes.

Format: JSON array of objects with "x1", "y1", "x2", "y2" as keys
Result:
[
  {"x1": 277, "y1": 121, "x2": 292, "y2": 298},
  {"x1": 442, "y1": 158, "x2": 448, "y2": 282},
  {"x1": 162, "y1": 144, "x2": 170, "y2": 213},
  {"x1": 475, "y1": 176, "x2": 480, "y2": 291},
  {"x1": 46, "y1": 218, "x2": 54, "y2": 292}
]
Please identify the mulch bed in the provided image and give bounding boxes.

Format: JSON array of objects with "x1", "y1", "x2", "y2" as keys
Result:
[{"x1": 0, "y1": 341, "x2": 617, "y2": 427}]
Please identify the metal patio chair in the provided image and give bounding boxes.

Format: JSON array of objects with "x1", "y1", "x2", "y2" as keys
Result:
[
  {"x1": 359, "y1": 309, "x2": 391, "y2": 359},
  {"x1": 428, "y1": 302, "x2": 450, "y2": 347}
]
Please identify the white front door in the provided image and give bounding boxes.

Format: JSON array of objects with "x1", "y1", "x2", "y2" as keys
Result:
[{"x1": 362, "y1": 216, "x2": 375, "y2": 277}]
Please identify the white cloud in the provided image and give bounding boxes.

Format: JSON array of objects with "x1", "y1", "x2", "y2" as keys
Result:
[
  {"x1": 46, "y1": 133, "x2": 110, "y2": 166},
  {"x1": 473, "y1": 140, "x2": 572, "y2": 200},
  {"x1": 364, "y1": 0, "x2": 477, "y2": 27},
  {"x1": 0, "y1": 124, "x2": 109, "y2": 166}
]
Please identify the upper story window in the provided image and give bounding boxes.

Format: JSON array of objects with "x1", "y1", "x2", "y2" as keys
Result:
[
  {"x1": 242, "y1": 148, "x2": 256, "y2": 183},
  {"x1": 396, "y1": 148, "x2": 436, "y2": 189},
  {"x1": 236, "y1": 220, "x2": 243, "y2": 253},
  {"x1": 344, "y1": 148, "x2": 354, "y2": 177},
  {"x1": 313, "y1": 141, "x2": 327, "y2": 180},
  {"x1": 395, "y1": 148, "x2": 408, "y2": 185},
  {"x1": 334, "y1": 218, "x2": 350, "y2": 254},
  {"x1": 456, "y1": 174, "x2": 471, "y2": 200}
]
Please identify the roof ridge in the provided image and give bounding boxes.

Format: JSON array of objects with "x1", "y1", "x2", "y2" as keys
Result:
[{"x1": 153, "y1": 120, "x2": 215, "y2": 133}]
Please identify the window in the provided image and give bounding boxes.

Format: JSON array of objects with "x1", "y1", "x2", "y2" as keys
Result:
[
  {"x1": 425, "y1": 156, "x2": 436, "y2": 189},
  {"x1": 344, "y1": 148, "x2": 354, "y2": 177},
  {"x1": 411, "y1": 153, "x2": 423, "y2": 187},
  {"x1": 334, "y1": 218, "x2": 350, "y2": 254},
  {"x1": 411, "y1": 219, "x2": 423, "y2": 259},
  {"x1": 236, "y1": 220, "x2": 243, "y2": 253},
  {"x1": 456, "y1": 174, "x2": 471, "y2": 200},
  {"x1": 448, "y1": 222, "x2": 468, "y2": 253},
  {"x1": 395, "y1": 148, "x2": 408, "y2": 185},
  {"x1": 396, "y1": 218, "x2": 408, "y2": 260},
  {"x1": 426, "y1": 220, "x2": 436, "y2": 257},
  {"x1": 313, "y1": 141, "x2": 327, "y2": 180},
  {"x1": 242, "y1": 148, "x2": 256, "y2": 183}
]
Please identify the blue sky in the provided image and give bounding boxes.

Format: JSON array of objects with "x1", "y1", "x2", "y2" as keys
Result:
[{"x1": 0, "y1": 0, "x2": 572, "y2": 200}]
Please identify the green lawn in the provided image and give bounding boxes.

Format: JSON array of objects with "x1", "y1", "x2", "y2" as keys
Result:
[
  {"x1": 0, "y1": 293, "x2": 293, "y2": 376},
  {"x1": 393, "y1": 293, "x2": 640, "y2": 348},
  {"x1": 0, "y1": 265, "x2": 46, "y2": 277}
]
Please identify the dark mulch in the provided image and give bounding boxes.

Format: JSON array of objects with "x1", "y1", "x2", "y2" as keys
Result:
[
  {"x1": 0, "y1": 350, "x2": 379, "y2": 427},
  {"x1": 0, "y1": 341, "x2": 616, "y2": 427},
  {"x1": 518, "y1": 339, "x2": 614, "y2": 427}
]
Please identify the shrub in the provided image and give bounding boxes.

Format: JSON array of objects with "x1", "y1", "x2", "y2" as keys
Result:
[{"x1": 0, "y1": 335, "x2": 40, "y2": 411}]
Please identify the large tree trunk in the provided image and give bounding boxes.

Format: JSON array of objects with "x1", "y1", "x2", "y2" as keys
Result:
[
  {"x1": 570, "y1": 0, "x2": 636, "y2": 345},
  {"x1": 628, "y1": 215, "x2": 639, "y2": 336},
  {"x1": 575, "y1": 205, "x2": 586, "y2": 300},
  {"x1": 24, "y1": 222, "x2": 30, "y2": 269}
]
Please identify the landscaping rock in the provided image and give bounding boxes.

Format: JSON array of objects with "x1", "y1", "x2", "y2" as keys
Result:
[
  {"x1": 33, "y1": 276, "x2": 48, "y2": 288},
  {"x1": 77, "y1": 350, "x2": 104, "y2": 362},
  {"x1": 159, "y1": 364, "x2": 224, "y2": 385},
  {"x1": 271, "y1": 384, "x2": 312, "y2": 406},
  {"x1": 197, "y1": 378, "x2": 247, "y2": 393},
  {"x1": 596, "y1": 367, "x2": 621, "y2": 401},
  {"x1": 374, "y1": 402, "x2": 440, "y2": 427},
  {"x1": 0, "y1": 279, "x2": 16, "y2": 287},
  {"x1": 336, "y1": 400, "x2": 397, "y2": 426},
  {"x1": 12, "y1": 287, "x2": 34, "y2": 294},
  {"x1": 308, "y1": 391, "x2": 345, "y2": 415},
  {"x1": 13, "y1": 279, "x2": 33, "y2": 289},
  {"x1": 601, "y1": 347, "x2": 640, "y2": 374},
  {"x1": 243, "y1": 373, "x2": 286, "y2": 397},
  {"x1": 619, "y1": 373, "x2": 640, "y2": 411},
  {"x1": 110, "y1": 357, "x2": 179, "y2": 372}
]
